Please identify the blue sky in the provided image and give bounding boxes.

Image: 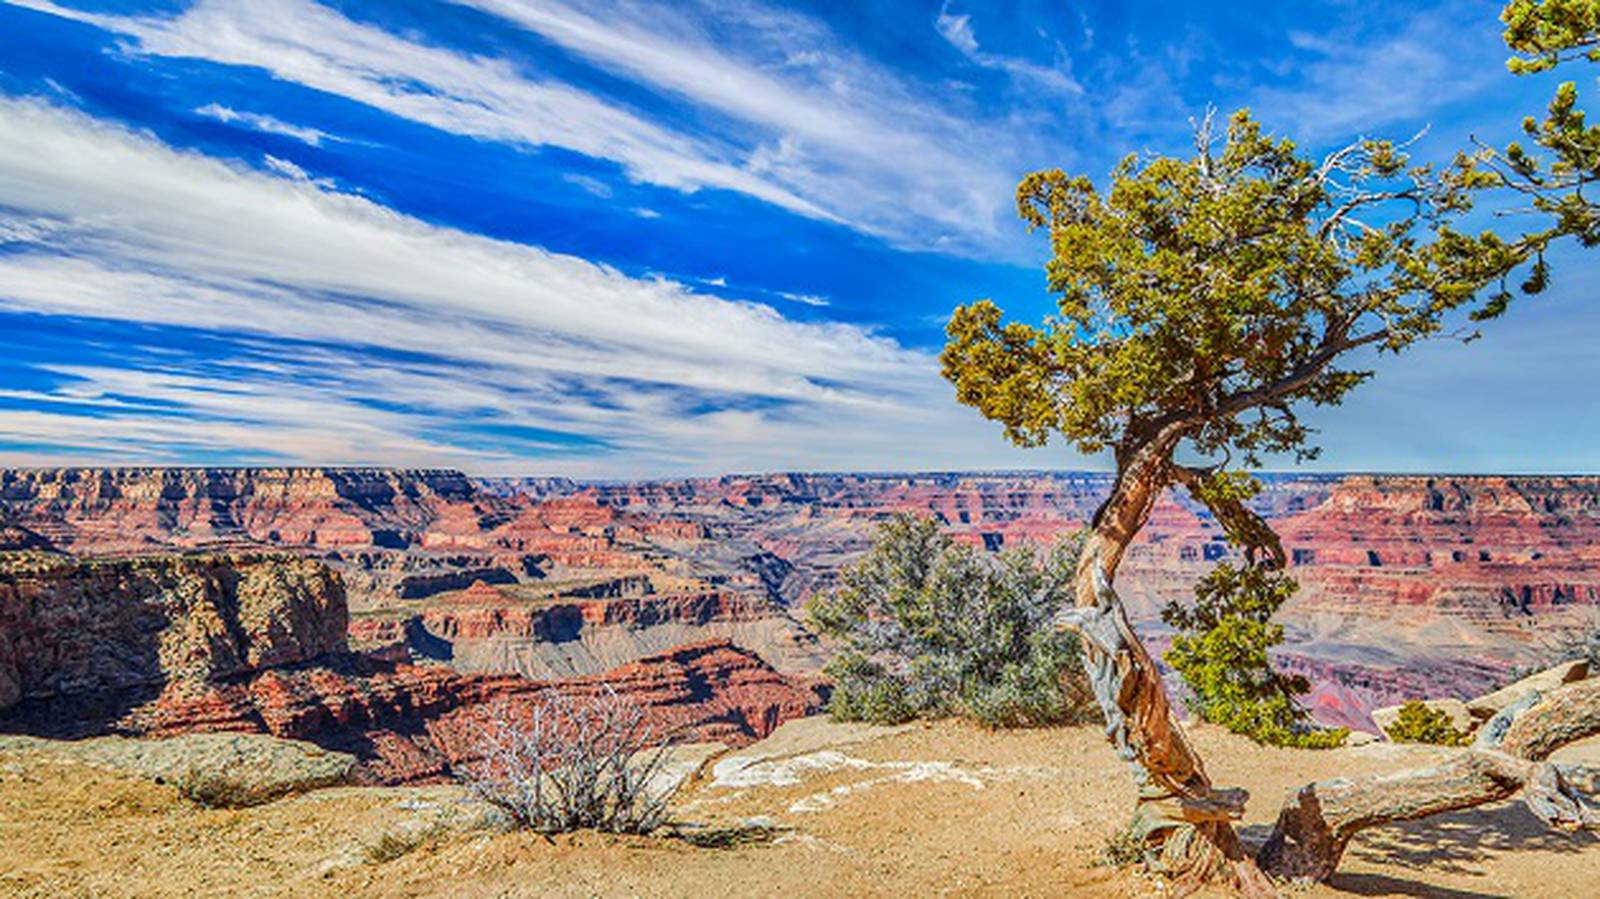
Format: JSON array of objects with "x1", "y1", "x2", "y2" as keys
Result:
[{"x1": 0, "y1": 0, "x2": 1594, "y2": 475}]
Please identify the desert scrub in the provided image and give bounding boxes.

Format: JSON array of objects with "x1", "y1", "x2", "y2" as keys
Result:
[
  {"x1": 1098, "y1": 822, "x2": 1146, "y2": 868},
  {"x1": 1164, "y1": 561, "x2": 1347, "y2": 749},
  {"x1": 170, "y1": 768, "x2": 275, "y2": 808},
  {"x1": 808, "y1": 514, "x2": 1094, "y2": 728},
  {"x1": 1383, "y1": 701, "x2": 1470, "y2": 746},
  {"x1": 459, "y1": 688, "x2": 676, "y2": 835},
  {"x1": 363, "y1": 821, "x2": 451, "y2": 864}
]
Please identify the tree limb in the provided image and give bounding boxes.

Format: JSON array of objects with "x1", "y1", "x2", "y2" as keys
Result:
[
  {"x1": 1256, "y1": 678, "x2": 1600, "y2": 883},
  {"x1": 1168, "y1": 465, "x2": 1286, "y2": 569}
]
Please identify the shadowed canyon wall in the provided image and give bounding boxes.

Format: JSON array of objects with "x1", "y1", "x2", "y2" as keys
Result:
[{"x1": 3, "y1": 467, "x2": 1596, "y2": 731}]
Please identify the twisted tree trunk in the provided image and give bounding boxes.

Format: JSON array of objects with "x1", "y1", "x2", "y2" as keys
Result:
[
  {"x1": 1053, "y1": 436, "x2": 1600, "y2": 895},
  {"x1": 1057, "y1": 431, "x2": 1277, "y2": 897}
]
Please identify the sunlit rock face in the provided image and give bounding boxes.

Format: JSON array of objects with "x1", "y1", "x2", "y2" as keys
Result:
[
  {"x1": 0, "y1": 547, "x2": 823, "y2": 784},
  {"x1": 0, "y1": 551, "x2": 346, "y2": 712},
  {"x1": 3, "y1": 468, "x2": 1597, "y2": 732},
  {"x1": 105, "y1": 637, "x2": 824, "y2": 785}
]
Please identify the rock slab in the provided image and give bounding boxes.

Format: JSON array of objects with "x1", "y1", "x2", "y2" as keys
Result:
[{"x1": 1466, "y1": 659, "x2": 1589, "y2": 720}]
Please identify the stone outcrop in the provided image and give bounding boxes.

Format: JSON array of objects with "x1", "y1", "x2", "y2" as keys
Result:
[
  {"x1": 373, "y1": 587, "x2": 827, "y2": 679},
  {"x1": 75, "y1": 639, "x2": 822, "y2": 784},
  {"x1": 0, "y1": 551, "x2": 346, "y2": 712},
  {"x1": 4, "y1": 467, "x2": 1597, "y2": 729},
  {"x1": 0, "y1": 524, "x2": 53, "y2": 552},
  {"x1": 1467, "y1": 659, "x2": 1590, "y2": 720},
  {"x1": 0, "y1": 731, "x2": 356, "y2": 804},
  {"x1": 0, "y1": 467, "x2": 478, "y2": 551},
  {"x1": 0, "y1": 549, "x2": 824, "y2": 785},
  {"x1": 1365, "y1": 659, "x2": 1595, "y2": 744}
]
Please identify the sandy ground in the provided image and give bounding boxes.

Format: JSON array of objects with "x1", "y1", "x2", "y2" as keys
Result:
[{"x1": 1, "y1": 719, "x2": 1596, "y2": 898}]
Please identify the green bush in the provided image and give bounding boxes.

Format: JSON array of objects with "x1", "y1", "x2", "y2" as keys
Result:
[
  {"x1": 170, "y1": 768, "x2": 273, "y2": 808},
  {"x1": 1384, "y1": 701, "x2": 1469, "y2": 746},
  {"x1": 1163, "y1": 562, "x2": 1347, "y2": 749},
  {"x1": 363, "y1": 823, "x2": 448, "y2": 864},
  {"x1": 808, "y1": 515, "x2": 1095, "y2": 728}
]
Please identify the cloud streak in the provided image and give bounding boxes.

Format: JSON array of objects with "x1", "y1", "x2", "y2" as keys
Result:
[
  {"x1": 0, "y1": 96, "x2": 1041, "y2": 474},
  {"x1": 194, "y1": 103, "x2": 335, "y2": 146},
  {"x1": 934, "y1": 2, "x2": 1081, "y2": 96},
  {"x1": 10, "y1": 0, "x2": 1033, "y2": 255}
]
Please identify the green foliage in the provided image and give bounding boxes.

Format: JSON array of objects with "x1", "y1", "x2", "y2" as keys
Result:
[
  {"x1": 808, "y1": 515, "x2": 1095, "y2": 728},
  {"x1": 1384, "y1": 701, "x2": 1470, "y2": 746},
  {"x1": 1098, "y1": 822, "x2": 1147, "y2": 868},
  {"x1": 942, "y1": 110, "x2": 1520, "y2": 466},
  {"x1": 1163, "y1": 562, "x2": 1347, "y2": 749},
  {"x1": 1488, "y1": 1, "x2": 1600, "y2": 291},
  {"x1": 1504, "y1": 0, "x2": 1600, "y2": 74}
]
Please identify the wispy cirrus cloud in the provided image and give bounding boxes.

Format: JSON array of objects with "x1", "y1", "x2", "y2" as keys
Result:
[
  {"x1": 934, "y1": 2, "x2": 1081, "y2": 96},
  {"x1": 0, "y1": 96, "x2": 1044, "y2": 474},
  {"x1": 10, "y1": 0, "x2": 1034, "y2": 255},
  {"x1": 1246, "y1": 3, "x2": 1505, "y2": 142},
  {"x1": 194, "y1": 103, "x2": 335, "y2": 146},
  {"x1": 10, "y1": 0, "x2": 833, "y2": 220}
]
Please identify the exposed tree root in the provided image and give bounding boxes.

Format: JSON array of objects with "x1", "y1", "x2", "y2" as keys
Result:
[
  {"x1": 1059, "y1": 516, "x2": 1598, "y2": 896},
  {"x1": 1257, "y1": 678, "x2": 1600, "y2": 884}
]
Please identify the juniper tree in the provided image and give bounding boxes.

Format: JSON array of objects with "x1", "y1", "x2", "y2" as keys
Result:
[
  {"x1": 809, "y1": 514, "x2": 1094, "y2": 728},
  {"x1": 1486, "y1": 0, "x2": 1600, "y2": 285},
  {"x1": 940, "y1": 111, "x2": 1600, "y2": 892}
]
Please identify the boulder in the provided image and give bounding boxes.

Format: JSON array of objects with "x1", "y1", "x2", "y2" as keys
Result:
[
  {"x1": 1371, "y1": 698, "x2": 1474, "y2": 738},
  {"x1": 1466, "y1": 659, "x2": 1589, "y2": 720},
  {"x1": 1343, "y1": 730, "x2": 1382, "y2": 747},
  {"x1": 0, "y1": 732, "x2": 355, "y2": 805}
]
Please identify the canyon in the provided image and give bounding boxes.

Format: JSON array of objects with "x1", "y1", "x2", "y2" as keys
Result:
[
  {"x1": 0, "y1": 549, "x2": 822, "y2": 784},
  {"x1": 2, "y1": 467, "x2": 1597, "y2": 737}
]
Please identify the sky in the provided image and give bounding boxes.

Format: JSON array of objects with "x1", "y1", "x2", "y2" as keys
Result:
[{"x1": 0, "y1": 0, "x2": 1594, "y2": 476}]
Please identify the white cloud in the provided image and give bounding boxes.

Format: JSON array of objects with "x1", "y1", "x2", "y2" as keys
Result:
[
  {"x1": 448, "y1": 0, "x2": 1026, "y2": 252},
  {"x1": 10, "y1": 0, "x2": 832, "y2": 220},
  {"x1": 779, "y1": 291, "x2": 830, "y2": 308},
  {"x1": 194, "y1": 102, "x2": 334, "y2": 146},
  {"x1": 1246, "y1": 5, "x2": 1502, "y2": 142},
  {"x1": 561, "y1": 172, "x2": 614, "y2": 198},
  {"x1": 9, "y1": 0, "x2": 1038, "y2": 255},
  {"x1": 0, "y1": 96, "x2": 1054, "y2": 475},
  {"x1": 935, "y1": 2, "x2": 1081, "y2": 96}
]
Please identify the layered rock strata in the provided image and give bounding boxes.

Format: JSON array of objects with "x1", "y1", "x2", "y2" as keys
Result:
[
  {"x1": 0, "y1": 552, "x2": 823, "y2": 784},
  {"x1": 0, "y1": 551, "x2": 345, "y2": 711}
]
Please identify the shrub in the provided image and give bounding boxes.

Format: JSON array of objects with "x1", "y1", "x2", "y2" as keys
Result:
[
  {"x1": 363, "y1": 821, "x2": 449, "y2": 864},
  {"x1": 1384, "y1": 701, "x2": 1469, "y2": 746},
  {"x1": 170, "y1": 768, "x2": 271, "y2": 808},
  {"x1": 807, "y1": 514, "x2": 1095, "y2": 728},
  {"x1": 1098, "y1": 822, "x2": 1146, "y2": 868},
  {"x1": 1163, "y1": 562, "x2": 1347, "y2": 749},
  {"x1": 458, "y1": 687, "x2": 676, "y2": 834}
]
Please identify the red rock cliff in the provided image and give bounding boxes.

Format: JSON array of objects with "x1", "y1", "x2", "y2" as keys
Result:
[{"x1": 0, "y1": 551, "x2": 346, "y2": 711}]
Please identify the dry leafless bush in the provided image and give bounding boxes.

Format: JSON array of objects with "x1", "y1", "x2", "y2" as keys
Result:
[{"x1": 458, "y1": 687, "x2": 677, "y2": 835}]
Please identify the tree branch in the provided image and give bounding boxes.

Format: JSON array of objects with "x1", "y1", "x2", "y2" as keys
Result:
[
  {"x1": 1257, "y1": 678, "x2": 1600, "y2": 883},
  {"x1": 1215, "y1": 328, "x2": 1387, "y2": 418},
  {"x1": 1168, "y1": 465, "x2": 1286, "y2": 569}
]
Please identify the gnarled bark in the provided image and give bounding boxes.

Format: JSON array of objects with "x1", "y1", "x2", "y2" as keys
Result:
[
  {"x1": 1257, "y1": 678, "x2": 1600, "y2": 883},
  {"x1": 1055, "y1": 434, "x2": 1599, "y2": 895},
  {"x1": 1056, "y1": 429, "x2": 1277, "y2": 897}
]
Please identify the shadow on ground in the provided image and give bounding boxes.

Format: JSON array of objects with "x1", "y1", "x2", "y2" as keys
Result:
[{"x1": 1321, "y1": 800, "x2": 1597, "y2": 897}]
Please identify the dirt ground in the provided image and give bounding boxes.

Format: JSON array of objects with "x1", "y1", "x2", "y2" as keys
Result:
[{"x1": 1, "y1": 719, "x2": 1595, "y2": 898}]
